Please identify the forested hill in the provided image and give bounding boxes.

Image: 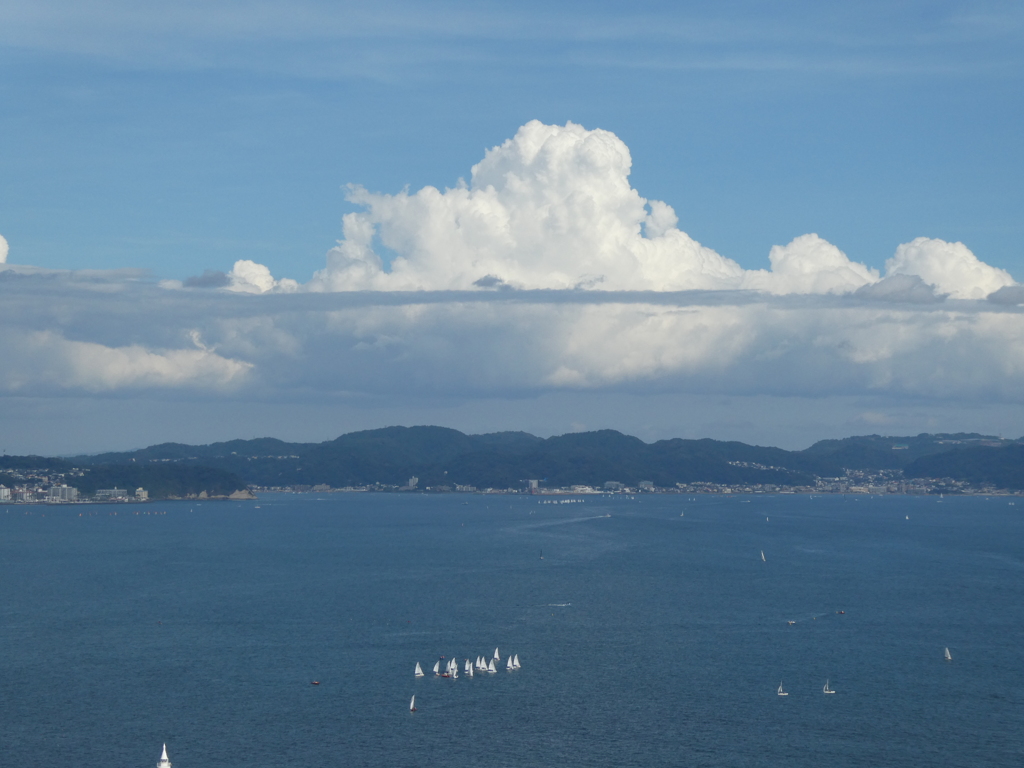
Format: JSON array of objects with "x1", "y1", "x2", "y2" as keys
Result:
[{"x1": 64, "y1": 427, "x2": 1022, "y2": 490}]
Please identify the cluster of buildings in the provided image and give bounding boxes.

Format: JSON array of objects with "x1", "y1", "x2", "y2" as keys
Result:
[
  {"x1": 248, "y1": 468, "x2": 1021, "y2": 496},
  {"x1": 0, "y1": 481, "x2": 149, "y2": 504}
]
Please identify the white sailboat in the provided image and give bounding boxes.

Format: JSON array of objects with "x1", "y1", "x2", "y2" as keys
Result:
[
  {"x1": 777, "y1": 682, "x2": 788, "y2": 696},
  {"x1": 823, "y1": 679, "x2": 835, "y2": 694},
  {"x1": 761, "y1": 550, "x2": 766, "y2": 562},
  {"x1": 464, "y1": 659, "x2": 471, "y2": 674},
  {"x1": 506, "y1": 656, "x2": 514, "y2": 671},
  {"x1": 467, "y1": 663, "x2": 473, "y2": 678},
  {"x1": 409, "y1": 695, "x2": 417, "y2": 712},
  {"x1": 157, "y1": 744, "x2": 172, "y2": 768},
  {"x1": 944, "y1": 647, "x2": 952, "y2": 661},
  {"x1": 493, "y1": 647, "x2": 500, "y2": 661},
  {"x1": 513, "y1": 654, "x2": 520, "y2": 669},
  {"x1": 488, "y1": 659, "x2": 497, "y2": 673},
  {"x1": 451, "y1": 665, "x2": 458, "y2": 679},
  {"x1": 414, "y1": 662, "x2": 424, "y2": 677},
  {"x1": 432, "y1": 660, "x2": 440, "y2": 676}
]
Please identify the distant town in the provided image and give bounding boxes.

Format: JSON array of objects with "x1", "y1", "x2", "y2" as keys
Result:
[
  {"x1": 246, "y1": 467, "x2": 1021, "y2": 498},
  {"x1": 3, "y1": 427, "x2": 1023, "y2": 503}
]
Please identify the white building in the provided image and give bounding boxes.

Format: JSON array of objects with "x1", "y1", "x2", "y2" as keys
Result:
[
  {"x1": 135, "y1": 487, "x2": 149, "y2": 501},
  {"x1": 47, "y1": 484, "x2": 79, "y2": 502},
  {"x1": 95, "y1": 488, "x2": 129, "y2": 500},
  {"x1": 0, "y1": 485, "x2": 10, "y2": 501}
]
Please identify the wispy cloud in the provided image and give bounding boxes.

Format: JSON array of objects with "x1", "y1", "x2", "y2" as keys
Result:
[{"x1": 2, "y1": 1, "x2": 1020, "y2": 79}]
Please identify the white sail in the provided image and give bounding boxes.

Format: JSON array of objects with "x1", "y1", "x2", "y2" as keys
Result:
[
  {"x1": 433, "y1": 660, "x2": 440, "y2": 676},
  {"x1": 493, "y1": 647, "x2": 500, "y2": 661},
  {"x1": 823, "y1": 679, "x2": 835, "y2": 694},
  {"x1": 464, "y1": 659, "x2": 471, "y2": 673},
  {"x1": 513, "y1": 654, "x2": 520, "y2": 669},
  {"x1": 488, "y1": 659, "x2": 497, "y2": 673},
  {"x1": 467, "y1": 664, "x2": 473, "y2": 677},
  {"x1": 157, "y1": 744, "x2": 172, "y2": 768},
  {"x1": 777, "y1": 682, "x2": 787, "y2": 696},
  {"x1": 452, "y1": 665, "x2": 458, "y2": 679},
  {"x1": 506, "y1": 656, "x2": 514, "y2": 670},
  {"x1": 944, "y1": 647, "x2": 952, "y2": 661},
  {"x1": 415, "y1": 662, "x2": 424, "y2": 677},
  {"x1": 410, "y1": 695, "x2": 416, "y2": 712},
  {"x1": 761, "y1": 550, "x2": 766, "y2": 562}
]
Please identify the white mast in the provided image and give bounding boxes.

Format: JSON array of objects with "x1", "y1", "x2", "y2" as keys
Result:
[{"x1": 157, "y1": 744, "x2": 172, "y2": 768}]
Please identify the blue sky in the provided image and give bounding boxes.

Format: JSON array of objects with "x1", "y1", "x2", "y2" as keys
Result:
[{"x1": 2, "y1": 1, "x2": 1024, "y2": 454}]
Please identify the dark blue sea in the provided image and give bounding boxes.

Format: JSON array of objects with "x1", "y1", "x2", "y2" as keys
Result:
[{"x1": 2, "y1": 492, "x2": 1023, "y2": 767}]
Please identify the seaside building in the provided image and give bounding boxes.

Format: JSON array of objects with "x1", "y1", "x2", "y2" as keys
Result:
[
  {"x1": 135, "y1": 487, "x2": 148, "y2": 501},
  {"x1": 95, "y1": 488, "x2": 129, "y2": 501},
  {"x1": 0, "y1": 485, "x2": 9, "y2": 501},
  {"x1": 47, "y1": 484, "x2": 79, "y2": 502}
]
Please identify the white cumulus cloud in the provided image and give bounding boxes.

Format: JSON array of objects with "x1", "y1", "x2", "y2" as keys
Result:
[
  {"x1": 294, "y1": 121, "x2": 1015, "y2": 302},
  {"x1": 885, "y1": 237, "x2": 1015, "y2": 300},
  {"x1": 740, "y1": 233, "x2": 879, "y2": 295},
  {"x1": 311, "y1": 120, "x2": 746, "y2": 292},
  {"x1": 225, "y1": 259, "x2": 299, "y2": 294}
]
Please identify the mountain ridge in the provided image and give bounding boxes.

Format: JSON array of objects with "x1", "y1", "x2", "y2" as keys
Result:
[{"x1": 53, "y1": 427, "x2": 1022, "y2": 491}]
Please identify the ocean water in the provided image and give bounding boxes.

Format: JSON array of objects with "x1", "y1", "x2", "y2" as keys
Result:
[{"x1": 1, "y1": 492, "x2": 1023, "y2": 768}]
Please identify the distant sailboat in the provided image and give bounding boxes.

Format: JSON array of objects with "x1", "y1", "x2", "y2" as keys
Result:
[
  {"x1": 761, "y1": 550, "x2": 766, "y2": 562},
  {"x1": 414, "y1": 662, "x2": 424, "y2": 677},
  {"x1": 777, "y1": 682, "x2": 788, "y2": 696},
  {"x1": 493, "y1": 647, "x2": 500, "y2": 661},
  {"x1": 157, "y1": 744, "x2": 172, "y2": 768},
  {"x1": 451, "y1": 665, "x2": 458, "y2": 679},
  {"x1": 410, "y1": 695, "x2": 417, "y2": 712},
  {"x1": 467, "y1": 663, "x2": 473, "y2": 677},
  {"x1": 433, "y1": 660, "x2": 440, "y2": 676},
  {"x1": 464, "y1": 659, "x2": 472, "y2": 674},
  {"x1": 488, "y1": 659, "x2": 497, "y2": 673},
  {"x1": 823, "y1": 679, "x2": 835, "y2": 694},
  {"x1": 506, "y1": 656, "x2": 514, "y2": 671},
  {"x1": 944, "y1": 647, "x2": 952, "y2": 661},
  {"x1": 513, "y1": 654, "x2": 520, "y2": 669}
]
